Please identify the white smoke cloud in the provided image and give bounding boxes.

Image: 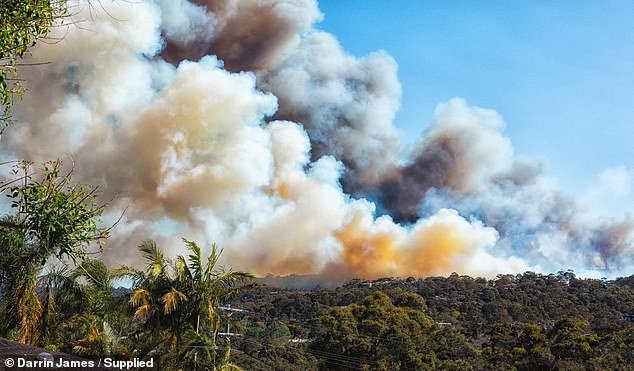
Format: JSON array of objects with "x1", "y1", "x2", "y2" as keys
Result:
[
  {"x1": 582, "y1": 166, "x2": 634, "y2": 219},
  {"x1": 420, "y1": 103, "x2": 634, "y2": 276},
  {"x1": 259, "y1": 31, "x2": 402, "y2": 185},
  {"x1": 154, "y1": 0, "x2": 216, "y2": 45},
  {"x1": 419, "y1": 97, "x2": 514, "y2": 192}
]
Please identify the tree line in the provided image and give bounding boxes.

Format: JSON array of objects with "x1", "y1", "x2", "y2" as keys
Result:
[{"x1": 225, "y1": 272, "x2": 634, "y2": 370}]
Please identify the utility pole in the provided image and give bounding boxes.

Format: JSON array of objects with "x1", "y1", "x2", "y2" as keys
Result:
[
  {"x1": 217, "y1": 304, "x2": 248, "y2": 337},
  {"x1": 213, "y1": 305, "x2": 248, "y2": 370}
]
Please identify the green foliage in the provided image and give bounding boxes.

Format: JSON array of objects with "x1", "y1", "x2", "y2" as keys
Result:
[
  {"x1": 1, "y1": 195, "x2": 632, "y2": 371},
  {"x1": 549, "y1": 317, "x2": 598, "y2": 363},
  {"x1": 226, "y1": 271, "x2": 634, "y2": 370},
  {"x1": 117, "y1": 239, "x2": 254, "y2": 370},
  {"x1": 311, "y1": 291, "x2": 443, "y2": 370},
  {"x1": 163, "y1": 329, "x2": 243, "y2": 371},
  {"x1": 0, "y1": 0, "x2": 66, "y2": 125},
  {"x1": 0, "y1": 160, "x2": 108, "y2": 345},
  {"x1": 262, "y1": 321, "x2": 291, "y2": 344},
  {"x1": 2, "y1": 160, "x2": 108, "y2": 263},
  {"x1": 245, "y1": 324, "x2": 264, "y2": 338},
  {"x1": 393, "y1": 290, "x2": 427, "y2": 311}
]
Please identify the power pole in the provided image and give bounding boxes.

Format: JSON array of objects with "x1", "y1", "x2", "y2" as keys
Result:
[{"x1": 217, "y1": 304, "x2": 248, "y2": 337}]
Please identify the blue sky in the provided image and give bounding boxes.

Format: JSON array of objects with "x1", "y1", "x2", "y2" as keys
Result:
[{"x1": 316, "y1": 1, "x2": 634, "y2": 209}]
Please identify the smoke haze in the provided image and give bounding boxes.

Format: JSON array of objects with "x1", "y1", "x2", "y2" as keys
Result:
[{"x1": 3, "y1": 0, "x2": 633, "y2": 282}]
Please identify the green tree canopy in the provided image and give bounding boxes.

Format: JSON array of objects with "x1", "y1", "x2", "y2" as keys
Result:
[
  {"x1": 0, "y1": 0, "x2": 67, "y2": 125},
  {"x1": 311, "y1": 291, "x2": 476, "y2": 370}
]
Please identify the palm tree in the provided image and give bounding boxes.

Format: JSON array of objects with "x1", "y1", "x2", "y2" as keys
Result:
[
  {"x1": 11, "y1": 267, "x2": 43, "y2": 344},
  {"x1": 35, "y1": 259, "x2": 132, "y2": 357},
  {"x1": 72, "y1": 259, "x2": 120, "y2": 318},
  {"x1": 0, "y1": 161, "x2": 109, "y2": 345},
  {"x1": 178, "y1": 239, "x2": 254, "y2": 336},
  {"x1": 116, "y1": 240, "x2": 188, "y2": 342},
  {"x1": 120, "y1": 239, "x2": 254, "y2": 370},
  {"x1": 0, "y1": 223, "x2": 44, "y2": 344},
  {"x1": 172, "y1": 239, "x2": 253, "y2": 371}
]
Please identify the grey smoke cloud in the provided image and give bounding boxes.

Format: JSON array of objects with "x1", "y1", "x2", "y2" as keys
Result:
[
  {"x1": 259, "y1": 31, "x2": 402, "y2": 187},
  {"x1": 376, "y1": 99, "x2": 512, "y2": 222},
  {"x1": 160, "y1": 0, "x2": 321, "y2": 71}
]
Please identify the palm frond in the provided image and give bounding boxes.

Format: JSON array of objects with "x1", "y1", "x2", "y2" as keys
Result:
[
  {"x1": 173, "y1": 255, "x2": 189, "y2": 282},
  {"x1": 39, "y1": 276, "x2": 58, "y2": 339},
  {"x1": 211, "y1": 270, "x2": 255, "y2": 289},
  {"x1": 14, "y1": 276, "x2": 43, "y2": 344},
  {"x1": 218, "y1": 363, "x2": 244, "y2": 371},
  {"x1": 43, "y1": 265, "x2": 83, "y2": 296},
  {"x1": 139, "y1": 240, "x2": 166, "y2": 278},
  {"x1": 218, "y1": 342, "x2": 243, "y2": 371},
  {"x1": 182, "y1": 238, "x2": 203, "y2": 282},
  {"x1": 161, "y1": 288, "x2": 187, "y2": 315},
  {"x1": 112, "y1": 265, "x2": 145, "y2": 284},
  {"x1": 204, "y1": 243, "x2": 221, "y2": 280},
  {"x1": 73, "y1": 344, "x2": 90, "y2": 355},
  {"x1": 176, "y1": 329, "x2": 215, "y2": 368},
  {"x1": 130, "y1": 288, "x2": 151, "y2": 308},
  {"x1": 133, "y1": 304, "x2": 152, "y2": 320},
  {"x1": 75, "y1": 259, "x2": 111, "y2": 291},
  {"x1": 206, "y1": 299, "x2": 221, "y2": 332}
]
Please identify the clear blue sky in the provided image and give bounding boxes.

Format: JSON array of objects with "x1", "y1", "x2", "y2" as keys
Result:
[{"x1": 317, "y1": 1, "x2": 634, "y2": 203}]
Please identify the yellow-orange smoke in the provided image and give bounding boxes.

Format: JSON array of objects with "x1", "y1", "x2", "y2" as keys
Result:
[
  {"x1": 335, "y1": 211, "x2": 400, "y2": 278},
  {"x1": 400, "y1": 223, "x2": 470, "y2": 276},
  {"x1": 334, "y1": 207, "x2": 499, "y2": 279}
]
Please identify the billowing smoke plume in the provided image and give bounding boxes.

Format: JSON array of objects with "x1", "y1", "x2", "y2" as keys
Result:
[
  {"x1": 257, "y1": 33, "x2": 402, "y2": 187},
  {"x1": 3, "y1": 0, "x2": 633, "y2": 282},
  {"x1": 160, "y1": 0, "x2": 321, "y2": 72},
  {"x1": 378, "y1": 99, "x2": 513, "y2": 222},
  {"x1": 160, "y1": 0, "x2": 402, "y2": 186}
]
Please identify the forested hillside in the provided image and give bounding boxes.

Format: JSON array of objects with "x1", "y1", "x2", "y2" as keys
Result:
[{"x1": 228, "y1": 272, "x2": 634, "y2": 370}]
